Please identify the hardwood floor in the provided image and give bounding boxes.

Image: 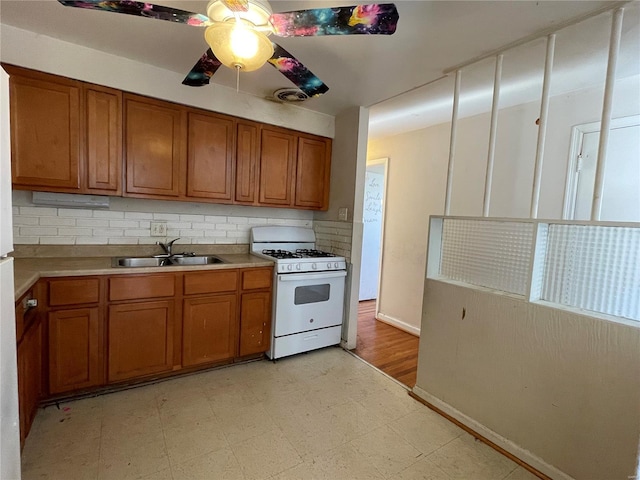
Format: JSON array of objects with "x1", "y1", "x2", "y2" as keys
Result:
[{"x1": 353, "y1": 300, "x2": 419, "y2": 388}]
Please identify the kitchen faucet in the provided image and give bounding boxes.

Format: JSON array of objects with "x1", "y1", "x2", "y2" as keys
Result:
[{"x1": 156, "y1": 237, "x2": 180, "y2": 257}]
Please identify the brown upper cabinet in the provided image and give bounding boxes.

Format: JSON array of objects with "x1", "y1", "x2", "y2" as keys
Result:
[
  {"x1": 235, "y1": 121, "x2": 260, "y2": 205},
  {"x1": 85, "y1": 84, "x2": 122, "y2": 195},
  {"x1": 258, "y1": 128, "x2": 331, "y2": 210},
  {"x1": 186, "y1": 111, "x2": 234, "y2": 202},
  {"x1": 7, "y1": 65, "x2": 122, "y2": 195},
  {"x1": 295, "y1": 135, "x2": 332, "y2": 210},
  {"x1": 124, "y1": 94, "x2": 185, "y2": 199},
  {"x1": 259, "y1": 127, "x2": 297, "y2": 207},
  {"x1": 6, "y1": 65, "x2": 331, "y2": 210},
  {"x1": 8, "y1": 67, "x2": 81, "y2": 191}
]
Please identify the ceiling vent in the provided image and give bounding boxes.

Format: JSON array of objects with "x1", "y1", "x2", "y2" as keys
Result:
[{"x1": 273, "y1": 88, "x2": 309, "y2": 103}]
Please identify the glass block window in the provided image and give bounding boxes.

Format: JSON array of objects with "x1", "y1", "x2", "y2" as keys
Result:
[
  {"x1": 440, "y1": 219, "x2": 535, "y2": 296},
  {"x1": 542, "y1": 224, "x2": 640, "y2": 321}
]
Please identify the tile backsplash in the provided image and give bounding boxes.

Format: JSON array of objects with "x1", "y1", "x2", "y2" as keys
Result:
[
  {"x1": 314, "y1": 220, "x2": 353, "y2": 260},
  {"x1": 11, "y1": 193, "x2": 354, "y2": 260},
  {"x1": 11, "y1": 191, "x2": 312, "y2": 246}
]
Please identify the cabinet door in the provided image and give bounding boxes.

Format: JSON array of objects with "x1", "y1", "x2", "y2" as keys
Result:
[
  {"x1": 108, "y1": 301, "x2": 174, "y2": 382},
  {"x1": 49, "y1": 308, "x2": 101, "y2": 394},
  {"x1": 85, "y1": 85, "x2": 122, "y2": 194},
  {"x1": 183, "y1": 295, "x2": 237, "y2": 367},
  {"x1": 239, "y1": 291, "x2": 271, "y2": 356},
  {"x1": 259, "y1": 128, "x2": 296, "y2": 206},
  {"x1": 9, "y1": 72, "x2": 81, "y2": 191},
  {"x1": 186, "y1": 112, "x2": 234, "y2": 201},
  {"x1": 295, "y1": 136, "x2": 331, "y2": 209},
  {"x1": 235, "y1": 121, "x2": 259, "y2": 204},
  {"x1": 18, "y1": 320, "x2": 42, "y2": 447},
  {"x1": 124, "y1": 95, "x2": 185, "y2": 198}
]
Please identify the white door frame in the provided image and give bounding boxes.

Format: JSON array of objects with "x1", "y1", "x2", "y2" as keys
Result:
[
  {"x1": 563, "y1": 114, "x2": 640, "y2": 220},
  {"x1": 364, "y1": 157, "x2": 389, "y2": 318}
]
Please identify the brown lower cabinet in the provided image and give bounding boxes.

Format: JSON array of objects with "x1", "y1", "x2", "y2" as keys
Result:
[
  {"x1": 17, "y1": 315, "x2": 42, "y2": 449},
  {"x1": 48, "y1": 307, "x2": 101, "y2": 394},
  {"x1": 15, "y1": 266, "x2": 273, "y2": 443},
  {"x1": 108, "y1": 300, "x2": 175, "y2": 383},
  {"x1": 239, "y1": 291, "x2": 271, "y2": 356},
  {"x1": 183, "y1": 294, "x2": 237, "y2": 367},
  {"x1": 239, "y1": 267, "x2": 273, "y2": 356}
]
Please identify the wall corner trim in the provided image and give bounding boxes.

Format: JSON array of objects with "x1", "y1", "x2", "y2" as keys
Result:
[{"x1": 410, "y1": 386, "x2": 574, "y2": 480}]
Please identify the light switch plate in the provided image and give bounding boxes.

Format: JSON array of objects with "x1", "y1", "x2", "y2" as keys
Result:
[
  {"x1": 150, "y1": 222, "x2": 167, "y2": 237},
  {"x1": 338, "y1": 207, "x2": 348, "y2": 221}
]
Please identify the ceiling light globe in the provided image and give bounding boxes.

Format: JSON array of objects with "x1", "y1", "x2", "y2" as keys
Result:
[
  {"x1": 231, "y1": 24, "x2": 258, "y2": 58},
  {"x1": 205, "y1": 22, "x2": 274, "y2": 72}
]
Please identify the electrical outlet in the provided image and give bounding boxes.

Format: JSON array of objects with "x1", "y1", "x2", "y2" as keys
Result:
[
  {"x1": 150, "y1": 222, "x2": 167, "y2": 237},
  {"x1": 338, "y1": 207, "x2": 348, "y2": 221}
]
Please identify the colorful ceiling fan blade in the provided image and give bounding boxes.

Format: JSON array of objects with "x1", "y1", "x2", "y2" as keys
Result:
[
  {"x1": 270, "y1": 3, "x2": 398, "y2": 37},
  {"x1": 220, "y1": 0, "x2": 249, "y2": 13},
  {"x1": 267, "y1": 43, "x2": 329, "y2": 98},
  {"x1": 182, "y1": 49, "x2": 223, "y2": 86},
  {"x1": 56, "y1": 1, "x2": 210, "y2": 27}
]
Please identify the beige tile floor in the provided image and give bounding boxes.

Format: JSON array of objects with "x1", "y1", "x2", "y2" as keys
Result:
[{"x1": 21, "y1": 347, "x2": 539, "y2": 480}]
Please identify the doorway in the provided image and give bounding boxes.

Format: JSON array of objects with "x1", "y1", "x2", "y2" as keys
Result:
[
  {"x1": 353, "y1": 158, "x2": 420, "y2": 388},
  {"x1": 564, "y1": 115, "x2": 640, "y2": 221},
  {"x1": 359, "y1": 158, "x2": 387, "y2": 303}
]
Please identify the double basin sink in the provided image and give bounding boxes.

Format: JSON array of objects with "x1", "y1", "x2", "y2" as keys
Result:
[{"x1": 112, "y1": 255, "x2": 225, "y2": 268}]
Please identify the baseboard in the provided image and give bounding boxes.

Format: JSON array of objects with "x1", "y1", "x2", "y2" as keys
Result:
[
  {"x1": 411, "y1": 386, "x2": 573, "y2": 480},
  {"x1": 376, "y1": 312, "x2": 421, "y2": 336}
]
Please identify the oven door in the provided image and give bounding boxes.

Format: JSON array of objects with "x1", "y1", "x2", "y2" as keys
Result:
[{"x1": 274, "y1": 270, "x2": 347, "y2": 337}]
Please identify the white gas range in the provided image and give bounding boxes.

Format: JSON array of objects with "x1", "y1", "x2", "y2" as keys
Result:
[{"x1": 251, "y1": 226, "x2": 347, "y2": 360}]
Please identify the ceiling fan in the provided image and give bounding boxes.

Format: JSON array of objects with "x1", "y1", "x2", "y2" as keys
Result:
[{"x1": 57, "y1": 0, "x2": 399, "y2": 98}]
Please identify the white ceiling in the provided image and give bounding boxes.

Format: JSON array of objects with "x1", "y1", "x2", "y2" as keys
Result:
[
  {"x1": 0, "y1": 0, "x2": 630, "y2": 134},
  {"x1": 370, "y1": 1, "x2": 640, "y2": 137}
]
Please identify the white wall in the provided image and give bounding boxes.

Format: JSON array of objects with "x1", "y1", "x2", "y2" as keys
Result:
[
  {"x1": 315, "y1": 106, "x2": 369, "y2": 349},
  {"x1": 367, "y1": 76, "x2": 640, "y2": 332},
  {"x1": 414, "y1": 279, "x2": 640, "y2": 480},
  {"x1": 367, "y1": 123, "x2": 450, "y2": 332}
]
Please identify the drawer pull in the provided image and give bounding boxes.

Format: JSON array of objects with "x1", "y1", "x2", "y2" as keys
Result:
[{"x1": 25, "y1": 298, "x2": 38, "y2": 309}]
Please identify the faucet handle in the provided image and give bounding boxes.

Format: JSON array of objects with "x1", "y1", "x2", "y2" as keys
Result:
[{"x1": 167, "y1": 237, "x2": 180, "y2": 246}]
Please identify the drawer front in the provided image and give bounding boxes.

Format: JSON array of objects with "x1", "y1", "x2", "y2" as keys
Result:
[
  {"x1": 49, "y1": 278, "x2": 100, "y2": 306},
  {"x1": 241, "y1": 268, "x2": 272, "y2": 291},
  {"x1": 109, "y1": 274, "x2": 175, "y2": 301},
  {"x1": 184, "y1": 270, "x2": 238, "y2": 296}
]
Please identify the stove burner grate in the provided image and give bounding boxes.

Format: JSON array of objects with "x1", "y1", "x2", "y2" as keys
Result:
[
  {"x1": 296, "y1": 249, "x2": 337, "y2": 258},
  {"x1": 262, "y1": 249, "x2": 302, "y2": 259}
]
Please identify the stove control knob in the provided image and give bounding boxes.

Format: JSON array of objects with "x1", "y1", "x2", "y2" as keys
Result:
[
  {"x1": 287, "y1": 264, "x2": 293, "y2": 271},
  {"x1": 312, "y1": 264, "x2": 317, "y2": 270},
  {"x1": 327, "y1": 262, "x2": 332, "y2": 269},
  {"x1": 334, "y1": 262, "x2": 339, "y2": 269},
  {"x1": 296, "y1": 264, "x2": 301, "y2": 270}
]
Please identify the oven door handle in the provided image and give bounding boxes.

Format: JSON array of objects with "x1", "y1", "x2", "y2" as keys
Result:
[{"x1": 278, "y1": 270, "x2": 347, "y2": 282}]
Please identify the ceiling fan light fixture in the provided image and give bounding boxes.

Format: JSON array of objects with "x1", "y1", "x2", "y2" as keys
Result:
[{"x1": 205, "y1": 22, "x2": 274, "y2": 71}]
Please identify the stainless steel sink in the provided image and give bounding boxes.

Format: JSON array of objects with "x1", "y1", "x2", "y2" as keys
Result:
[
  {"x1": 112, "y1": 255, "x2": 224, "y2": 267},
  {"x1": 170, "y1": 255, "x2": 224, "y2": 265}
]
